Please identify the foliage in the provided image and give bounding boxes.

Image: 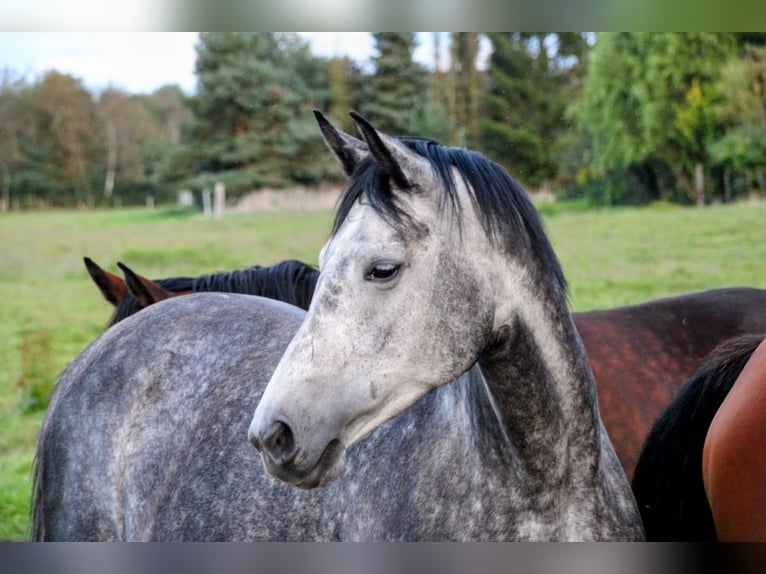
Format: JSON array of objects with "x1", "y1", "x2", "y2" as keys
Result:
[
  {"x1": 325, "y1": 56, "x2": 364, "y2": 134},
  {"x1": 709, "y1": 126, "x2": 766, "y2": 173},
  {"x1": 708, "y1": 45, "x2": 766, "y2": 198},
  {"x1": 2, "y1": 33, "x2": 766, "y2": 209},
  {"x1": 359, "y1": 33, "x2": 453, "y2": 142},
  {"x1": 573, "y1": 33, "x2": 737, "y2": 203},
  {"x1": 175, "y1": 33, "x2": 335, "y2": 196},
  {"x1": 481, "y1": 33, "x2": 589, "y2": 189},
  {"x1": 0, "y1": 71, "x2": 188, "y2": 209},
  {"x1": 448, "y1": 33, "x2": 481, "y2": 146}
]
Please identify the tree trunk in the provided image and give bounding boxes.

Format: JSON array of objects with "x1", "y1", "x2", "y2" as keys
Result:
[
  {"x1": 433, "y1": 33, "x2": 443, "y2": 103},
  {"x1": 694, "y1": 162, "x2": 705, "y2": 207},
  {"x1": 756, "y1": 166, "x2": 765, "y2": 198}
]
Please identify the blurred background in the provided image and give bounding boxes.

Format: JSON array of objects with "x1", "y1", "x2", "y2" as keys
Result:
[{"x1": 2, "y1": 32, "x2": 766, "y2": 210}]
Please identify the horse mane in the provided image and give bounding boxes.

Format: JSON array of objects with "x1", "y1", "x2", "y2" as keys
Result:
[
  {"x1": 106, "y1": 260, "x2": 319, "y2": 327},
  {"x1": 192, "y1": 259, "x2": 318, "y2": 311},
  {"x1": 332, "y1": 137, "x2": 567, "y2": 296},
  {"x1": 631, "y1": 332, "x2": 765, "y2": 541}
]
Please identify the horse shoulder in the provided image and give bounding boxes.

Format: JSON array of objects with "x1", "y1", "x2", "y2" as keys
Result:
[{"x1": 702, "y1": 336, "x2": 766, "y2": 541}]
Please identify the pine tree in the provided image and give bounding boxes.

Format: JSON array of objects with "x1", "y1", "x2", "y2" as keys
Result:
[
  {"x1": 450, "y1": 33, "x2": 480, "y2": 147},
  {"x1": 325, "y1": 56, "x2": 363, "y2": 134},
  {"x1": 479, "y1": 33, "x2": 589, "y2": 189},
  {"x1": 359, "y1": 33, "x2": 431, "y2": 136},
  {"x1": 183, "y1": 32, "x2": 333, "y2": 195}
]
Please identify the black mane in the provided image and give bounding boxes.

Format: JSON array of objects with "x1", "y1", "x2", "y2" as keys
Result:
[
  {"x1": 631, "y1": 332, "x2": 765, "y2": 541},
  {"x1": 107, "y1": 260, "x2": 318, "y2": 327},
  {"x1": 332, "y1": 137, "x2": 567, "y2": 296},
  {"x1": 193, "y1": 259, "x2": 318, "y2": 311}
]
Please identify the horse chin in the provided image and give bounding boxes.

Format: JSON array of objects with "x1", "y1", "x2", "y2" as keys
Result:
[{"x1": 261, "y1": 439, "x2": 347, "y2": 490}]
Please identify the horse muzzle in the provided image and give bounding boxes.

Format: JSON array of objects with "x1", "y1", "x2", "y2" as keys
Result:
[{"x1": 248, "y1": 418, "x2": 347, "y2": 489}]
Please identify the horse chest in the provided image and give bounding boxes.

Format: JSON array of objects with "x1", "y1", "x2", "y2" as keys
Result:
[{"x1": 324, "y1": 412, "x2": 550, "y2": 541}]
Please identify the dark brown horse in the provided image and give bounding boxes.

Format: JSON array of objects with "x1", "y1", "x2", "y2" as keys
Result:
[
  {"x1": 631, "y1": 332, "x2": 766, "y2": 541},
  {"x1": 703, "y1": 334, "x2": 766, "y2": 541},
  {"x1": 574, "y1": 289, "x2": 766, "y2": 477},
  {"x1": 85, "y1": 257, "x2": 766, "y2": 478}
]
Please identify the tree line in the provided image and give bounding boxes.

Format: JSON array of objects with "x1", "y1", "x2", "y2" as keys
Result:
[{"x1": 1, "y1": 32, "x2": 765, "y2": 210}]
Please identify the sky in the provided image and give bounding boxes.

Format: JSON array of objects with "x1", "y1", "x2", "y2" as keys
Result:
[{"x1": 0, "y1": 32, "x2": 454, "y2": 95}]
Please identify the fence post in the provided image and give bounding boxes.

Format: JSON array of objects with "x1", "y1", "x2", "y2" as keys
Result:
[
  {"x1": 178, "y1": 190, "x2": 193, "y2": 207},
  {"x1": 202, "y1": 188, "x2": 212, "y2": 216},
  {"x1": 214, "y1": 182, "x2": 225, "y2": 219}
]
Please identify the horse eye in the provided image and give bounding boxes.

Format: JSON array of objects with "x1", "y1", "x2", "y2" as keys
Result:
[{"x1": 366, "y1": 263, "x2": 401, "y2": 283}]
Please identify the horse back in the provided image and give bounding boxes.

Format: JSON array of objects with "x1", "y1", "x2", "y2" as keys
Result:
[{"x1": 32, "y1": 293, "x2": 305, "y2": 540}]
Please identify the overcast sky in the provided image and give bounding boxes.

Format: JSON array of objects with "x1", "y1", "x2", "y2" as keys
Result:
[{"x1": 0, "y1": 32, "x2": 451, "y2": 95}]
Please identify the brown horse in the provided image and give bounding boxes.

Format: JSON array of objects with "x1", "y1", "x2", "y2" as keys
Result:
[
  {"x1": 85, "y1": 257, "x2": 766, "y2": 478},
  {"x1": 703, "y1": 335, "x2": 766, "y2": 541},
  {"x1": 631, "y1": 332, "x2": 766, "y2": 541}
]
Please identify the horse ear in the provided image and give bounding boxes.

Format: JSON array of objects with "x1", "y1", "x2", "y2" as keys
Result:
[
  {"x1": 313, "y1": 110, "x2": 368, "y2": 176},
  {"x1": 117, "y1": 262, "x2": 175, "y2": 308},
  {"x1": 84, "y1": 257, "x2": 129, "y2": 307},
  {"x1": 349, "y1": 110, "x2": 417, "y2": 189}
]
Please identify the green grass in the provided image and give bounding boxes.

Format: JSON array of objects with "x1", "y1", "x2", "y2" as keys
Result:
[{"x1": 1, "y1": 200, "x2": 766, "y2": 540}]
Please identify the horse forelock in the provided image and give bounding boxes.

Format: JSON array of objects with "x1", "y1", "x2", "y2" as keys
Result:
[{"x1": 331, "y1": 137, "x2": 567, "y2": 296}]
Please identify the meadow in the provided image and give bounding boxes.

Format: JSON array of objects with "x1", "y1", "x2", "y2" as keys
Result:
[{"x1": 2, "y1": 199, "x2": 766, "y2": 540}]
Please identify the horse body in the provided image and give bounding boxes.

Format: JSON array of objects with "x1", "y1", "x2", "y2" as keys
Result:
[
  {"x1": 36, "y1": 112, "x2": 642, "y2": 541},
  {"x1": 90, "y1": 263, "x2": 766, "y2": 483},
  {"x1": 36, "y1": 294, "x2": 350, "y2": 540},
  {"x1": 577, "y1": 287, "x2": 766, "y2": 477},
  {"x1": 631, "y1": 333, "x2": 765, "y2": 541},
  {"x1": 703, "y1": 335, "x2": 766, "y2": 542},
  {"x1": 35, "y1": 293, "x2": 625, "y2": 541}
]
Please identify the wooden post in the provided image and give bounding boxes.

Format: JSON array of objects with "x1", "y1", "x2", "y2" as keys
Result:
[
  {"x1": 214, "y1": 182, "x2": 225, "y2": 219},
  {"x1": 1, "y1": 172, "x2": 9, "y2": 213},
  {"x1": 202, "y1": 188, "x2": 212, "y2": 216},
  {"x1": 178, "y1": 190, "x2": 193, "y2": 207}
]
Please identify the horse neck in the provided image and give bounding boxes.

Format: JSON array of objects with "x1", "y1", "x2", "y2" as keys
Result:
[{"x1": 477, "y1": 265, "x2": 602, "y2": 486}]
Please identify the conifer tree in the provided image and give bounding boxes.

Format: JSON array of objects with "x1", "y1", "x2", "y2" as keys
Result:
[
  {"x1": 480, "y1": 33, "x2": 587, "y2": 189},
  {"x1": 183, "y1": 32, "x2": 333, "y2": 195},
  {"x1": 360, "y1": 33, "x2": 438, "y2": 137}
]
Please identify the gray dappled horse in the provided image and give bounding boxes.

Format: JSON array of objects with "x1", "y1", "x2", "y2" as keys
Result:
[{"x1": 33, "y1": 112, "x2": 643, "y2": 541}]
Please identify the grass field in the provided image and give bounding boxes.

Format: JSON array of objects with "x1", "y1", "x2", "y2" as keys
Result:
[{"x1": 2, "y1": 199, "x2": 766, "y2": 540}]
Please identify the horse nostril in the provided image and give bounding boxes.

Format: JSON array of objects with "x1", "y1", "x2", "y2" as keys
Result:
[{"x1": 263, "y1": 420, "x2": 297, "y2": 465}]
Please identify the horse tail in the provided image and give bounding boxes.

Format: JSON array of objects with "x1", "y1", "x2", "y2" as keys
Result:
[
  {"x1": 30, "y1": 427, "x2": 48, "y2": 540},
  {"x1": 631, "y1": 332, "x2": 765, "y2": 541}
]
